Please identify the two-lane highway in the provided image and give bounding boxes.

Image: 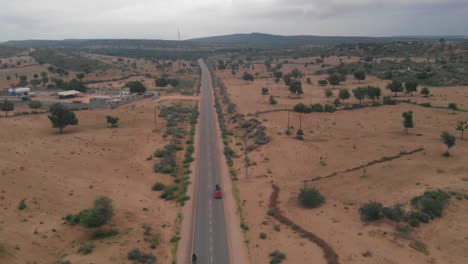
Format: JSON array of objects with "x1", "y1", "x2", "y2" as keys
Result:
[{"x1": 193, "y1": 59, "x2": 230, "y2": 264}]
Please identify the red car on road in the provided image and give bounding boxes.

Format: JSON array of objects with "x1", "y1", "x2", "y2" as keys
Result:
[{"x1": 214, "y1": 190, "x2": 222, "y2": 199}]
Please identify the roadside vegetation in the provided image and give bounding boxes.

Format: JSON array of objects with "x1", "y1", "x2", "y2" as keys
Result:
[{"x1": 151, "y1": 102, "x2": 198, "y2": 205}]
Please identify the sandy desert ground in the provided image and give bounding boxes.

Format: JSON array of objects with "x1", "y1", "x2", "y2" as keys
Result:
[
  {"x1": 0, "y1": 98, "x2": 191, "y2": 263},
  {"x1": 215, "y1": 60, "x2": 468, "y2": 264}
]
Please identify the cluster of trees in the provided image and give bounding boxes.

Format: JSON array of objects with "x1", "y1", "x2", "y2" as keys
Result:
[
  {"x1": 386, "y1": 80, "x2": 420, "y2": 97},
  {"x1": 242, "y1": 72, "x2": 254, "y2": 82},
  {"x1": 0, "y1": 99, "x2": 14, "y2": 117},
  {"x1": 126, "y1": 81, "x2": 147, "y2": 94},
  {"x1": 155, "y1": 76, "x2": 179, "y2": 88},
  {"x1": 351, "y1": 86, "x2": 382, "y2": 104},
  {"x1": 46, "y1": 78, "x2": 88, "y2": 93},
  {"x1": 327, "y1": 74, "x2": 344, "y2": 88},
  {"x1": 353, "y1": 70, "x2": 366, "y2": 83},
  {"x1": 65, "y1": 196, "x2": 114, "y2": 228},
  {"x1": 359, "y1": 190, "x2": 451, "y2": 226}
]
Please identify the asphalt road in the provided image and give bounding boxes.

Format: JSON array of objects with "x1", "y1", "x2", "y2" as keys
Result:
[{"x1": 193, "y1": 59, "x2": 230, "y2": 264}]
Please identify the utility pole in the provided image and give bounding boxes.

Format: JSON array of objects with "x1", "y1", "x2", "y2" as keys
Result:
[
  {"x1": 177, "y1": 28, "x2": 181, "y2": 67},
  {"x1": 154, "y1": 105, "x2": 159, "y2": 132},
  {"x1": 299, "y1": 112, "x2": 302, "y2": 130}
]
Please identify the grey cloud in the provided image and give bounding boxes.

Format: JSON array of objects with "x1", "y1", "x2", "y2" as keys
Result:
[{"x1": 0, "y1": 0, "x2": 467, "y2": 41}]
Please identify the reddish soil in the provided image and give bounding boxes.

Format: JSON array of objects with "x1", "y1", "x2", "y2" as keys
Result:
[
  {"x1": 216, "y1": 62, "x2": 468, "y2": 264},
  {"x1": 0, "y1": 99, "x2": 184, "y2": 263}
]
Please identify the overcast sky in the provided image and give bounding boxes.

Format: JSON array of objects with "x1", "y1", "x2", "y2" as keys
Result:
[{"x1": 1, "y1": 0, "x2": 467, "y2": 41}]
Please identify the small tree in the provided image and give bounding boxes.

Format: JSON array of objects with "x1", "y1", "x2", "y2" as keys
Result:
[
  {"x1": 327, "y1": 74, "x2": 341, "y2": 88},
  {"x1": 367, "y1": 86, "x2": 381, "y2": 102},
  {"x1": 78, "y1": 196, "x2": 114, "y2": 228},
  {"x1": 67, "y1": 78, "x2": 88, "y2": 93},
  {"x1": 440, "y1": 131, "x2": 456, "y2": 156},
  {"x1": 28, "y1": 100, "x2": 42, "y2": 109},
  {"x1": 48, "y1": 103, "x2": 78, "y2": 133},
  {"x1": 318, "y1": 80, "x2": 328, "y2": 86},
  {"x1": 338, "y1": 88, "x2": 350, "y2": 102},
  {"x1": 126, "y1": 81, "x2": 146, "y2": 94},
  {"x1": 306, "y1": 77, "x2": 312, "y2": 84},
  {"x1": 155, "y1": 77, "x2": 169, "y2": 87},
  {"x1": 359, "y1": 202, "x2": 383, "y2": 222},
  {"x1": 0, "y1": 99, "x2": 14, "y2": 117},
  {"x1": 106, "y1": 116, "x2": 119, "y2": 128},
  {"x1": 273, "y1": 71, "x2": 283, "y2": 79},
  {"x1": 455, "y1": 120, "x2": 468, "y2": 139},
  {"x1": 325, "y1": 89, "x2": 333, "y2": 101},
  {"x1": 387, "y1": 80, "x2": 404, "y2": 97},
  {"x1": 353, "y1": 71, "x2": 366, "y2": 83},
  {"x1": 421, "y1": 87, "x2": 430, "y2": 97},
  {"x1": 402, "y1": 111, "x2": 414, "y2": 134},
  {"x1": 448, "y1": 103, "x2": 458, "y2": 114},
  {"x1": 352, "y1": 87, "x2": 367, "y2": 105},
  {"x1": 290, "y1": 68, "x2": 303, "y2": 79},
  {"x1": 242, "y1": 72, "x2": 254, "y2": 82},
  {"x1": 261, "y1": 87, "x2": 269, "y2": 95},
  {"x1": 404, "y1": 81, "x2": 418, "y2": 96},
  {"x1": 298, "y1": 186, "x2": 325, "y2": 208},
  {"x1": 296, "y1": 129, "x2": 304, "y2": 140},
  {"x1": 76, "y1": 73, "x2": 86, "y2": 80},
  {"x1": 289, "y1": 80, "x2": 303, "y2": 97},
  {"x1": 269, "y1": 96, "x2": 277, "y2": 105},
  {"x1": 283, "y1": 73, "x2": 292, "y2": 86}
]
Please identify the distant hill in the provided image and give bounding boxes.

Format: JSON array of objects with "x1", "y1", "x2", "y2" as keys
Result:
[
  {"x1": 189, "y1": 33, "x2": 465, "y2": 47},
  {"x1": 2, "y1": 34, "x2": 465, "y2": 50},
  {"x1": 1, "y1": 39, "x2": 201, "y2": 49}
]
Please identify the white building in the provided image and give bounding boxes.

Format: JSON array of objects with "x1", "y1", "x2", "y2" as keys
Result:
[{"x1": 8, "y1": 87, "x2": 31, "y2": 96}]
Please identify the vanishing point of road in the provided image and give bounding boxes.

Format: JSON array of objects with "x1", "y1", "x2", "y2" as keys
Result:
[{"x1": 193, "y1": 59, "x2": 230, "y2": 264}]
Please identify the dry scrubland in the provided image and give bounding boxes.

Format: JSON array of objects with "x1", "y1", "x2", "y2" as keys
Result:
[
  {"x1": 215, "y1": 57, "x2": 468, "y2": 264},
  {"x1": 0, "y1": 98, "x2": 195, "y2": 263},
  {"x1": 1, "y1": 52, "x2": 198, "y2": 94}
]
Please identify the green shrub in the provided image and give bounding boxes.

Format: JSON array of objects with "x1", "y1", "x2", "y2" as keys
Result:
[
  {"x1": 269, "y1": 250, "x2": 286, "y2": 264},
  {"x1": 92, "y1": 229, "x2": 119, "y2": 240},
  {"x1": 269, "y1": 96, "x2": 277, "y2": 105},
  {"x1": 241, "y1": 222, "x2": 249, "y2": 231},
  {"x1": 160, "y1": 185, "x2": 179, "y2": 200},
  {"x1": 294, "y1": 103, "x2": 311, "y2": 113},
  {"x1": 406, "y1": 211, "x2": 430, "y2": 224},
  {"x1": 419, "y1": 102, "x2": 432, "y2": 107},
  {"x1": 298, "y1": 186, "x2": 325, "y2": 208},
  {"x1": 259, "y1": 232, "x2": 267, "y2": 239},
  {"x1": 77, "y1": 243, "x2": 95, "y2": 255},
  {"x1": 127, "y1": 248, "x2": 156, "y2": 264},
  {"x1": 152, "y1": 182, "x2": 166, "y2": 191},
  {"x1": 150, "y1": 233, "x2": 161, "y2": 249},
  {"x1": 64, "y1": 214, "x2": 80, "y2": 225},
  {"x1": 267, "y1": 208, "x2": 277, "y2": 216},
  {"x1": 28, "y1": 100, "x2": 42, "y2": 109},
  {"x1": 410, "y1": 190, "x2": 450, "y2": 218},
  {"x1": 382, "y1": 204, "x2": 405, "y2": 222},
  {"x1": 309, "y1": 103, "x2": 323, "y2": 112},
  {"x1": 359, "y1": 202, "x2": 384, "y2": 221},
  {"x1": 324, "y1": 104, "x2": 336, "y2": 113},
  {"x1": 170, "y1": 236, "x2": 181, "y2": 243},
  {"x1": 383, "y1": 96, "x2": 397, "y2": 105},
  {"x1": 78, "y1": 196, "x2": 114, "y2": 228},
  {"x1": 18, "y1": 199, "x2": 27, "y2": 210}
]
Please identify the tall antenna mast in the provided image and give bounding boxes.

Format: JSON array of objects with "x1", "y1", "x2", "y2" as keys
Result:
[{"x1": 177, "y1": 28, "x2": 181, "y2": 67}]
